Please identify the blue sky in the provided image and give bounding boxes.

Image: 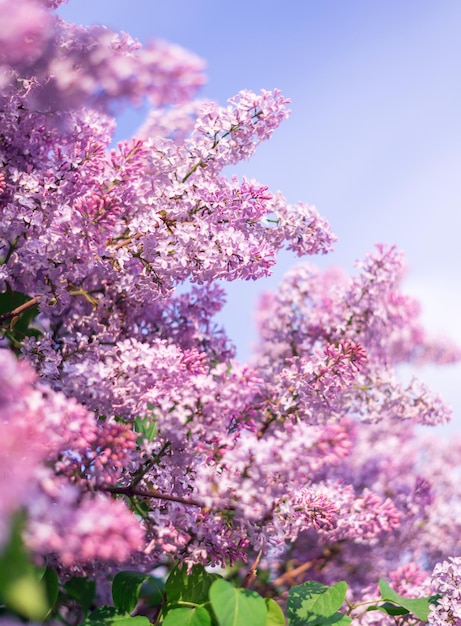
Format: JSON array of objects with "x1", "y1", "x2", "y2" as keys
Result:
[{"x1": 58, "y1": 1, "x2": 461, "y2": 427}]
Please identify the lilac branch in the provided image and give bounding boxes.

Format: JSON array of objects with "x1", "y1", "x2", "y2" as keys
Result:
[
  {"x1": 0, "y1": 296, "x2": 41, "y2": 323},
  {"x1": 102, "y1": 484, "x2": 204, "y2": 509}
]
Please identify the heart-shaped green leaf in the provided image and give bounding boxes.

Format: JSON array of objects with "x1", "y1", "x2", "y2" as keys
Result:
[{"x1": 209, "y1": 578, "x2": 267, "y2": 626}]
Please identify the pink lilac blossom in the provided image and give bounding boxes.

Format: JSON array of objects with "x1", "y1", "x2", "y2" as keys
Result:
[
  {"x1": 251, "y1": 264, "x2": 459, "y2": 598},
  {"x1": 274, "y1": 418, "x2": 461, "y2": 613},
  {"x1": 25, "y1": 477, "x2": 143, "y2": 567},
  {"x1": 253, "y1": 245, "x2": 455, "y2": 427},
  {"x1": 0, "y1": 1, "x2": 460, "y2": 619},
  {"x1": 0, "y1": 1, "x2": 205, "y2": 112},
  {"x1": 0, "y1": 0, "x2": 53, "y2": 70},
  {"x1": 0, "y1": 350, "x2": 46, "y2": 546},
  {"x1": 0, "y1": 349, "x2": 143, "y2": 565}
]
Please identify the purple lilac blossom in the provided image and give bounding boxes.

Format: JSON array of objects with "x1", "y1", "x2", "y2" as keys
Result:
[{"x1": 0, "y1": 2, "x2": 460, "y2": 621}]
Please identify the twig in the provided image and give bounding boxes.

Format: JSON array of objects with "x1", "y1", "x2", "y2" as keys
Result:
[
  {"x1": 0, "y1": 295, "x2": 41, "y2": 323},
  {"x1": 241, "y1": 550, "x2": 262, "y2": 589},
  {"x1": 102, "y1": 484, "x2": 203, "y2": 509},
  {"x1": 272, "y1": 560, "x2": 314, "y2": 587}
]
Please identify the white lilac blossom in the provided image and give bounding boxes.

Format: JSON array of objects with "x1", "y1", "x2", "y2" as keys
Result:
[{"x1": 0, "y1": 1, "x2": 460, "y2": 620}]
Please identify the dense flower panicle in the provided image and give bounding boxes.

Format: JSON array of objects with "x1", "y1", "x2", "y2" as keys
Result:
[
  {"x1": 186, "y1": 90, "x2": 290, "y2": 175},
  {"x1": 266, "y1": 193, "x2": 337, "y2": 257},
  {"x1": 253, "y1": 245, "x2": 455, "y2": 427},
  {"x1": 278, "y1": 419, "x2": 461, "y2": 606},
  {"x1": 25, "y1": 481, "x2": 144, "y2": 566},
  {"x1": 272, "y1": 340, "x2": 368, "y2": 424},
  {"x1": 0, "y1": 0, "x2": 53, "y2": 69},
  {"x1": 254, "y1": 244, "x2": 457, "y2": 368},
  {"x1": 0, "y1": 349, "x2": 142, "y2": 562},
  {"x1": 0, "y1": 350, "x2": 46, "y2": 546},
  {"x1": 0, "y1": 0, "x2": 205, "y2": 111},
  {"x1": 1, "y1": 83, "x2": 334, "y2": 348},
  {"x1": 192, "y1": 420, "x2": 351, "y2": 516},
  {"x1": 429, "y1": 558, "x2": 461, "y2": 625},
  {"x1": 1, "y1": 0, "x2": 461, "y2": 616},
  {"x1": 388, "y1": 562, "x2": 432, "y2": 597}
]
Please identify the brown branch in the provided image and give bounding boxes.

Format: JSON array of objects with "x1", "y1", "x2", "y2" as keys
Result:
[
  {"x1": 110, "y1": 231, "x2": 143, "y2": 250},
  {"x1": 0, "y1": 295, "x2": 41, "y2": 323},
  {"x1": 272, "y1": 560, "x2": 314, "y2": 588},
  {"x1": 241, "y1": 550, "x2": 262, "y2": 589},
  {"x1": 102, "y1": 484, "x2": 204, "y2": 509}
]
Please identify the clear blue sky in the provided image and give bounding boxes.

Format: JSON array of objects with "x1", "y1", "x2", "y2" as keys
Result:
[{"x1": 58, "y1": 1, "x2": 461, "y2": 426}]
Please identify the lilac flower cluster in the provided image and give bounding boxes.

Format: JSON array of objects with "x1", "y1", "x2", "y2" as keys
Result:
[
  {"x1": 0, "y1": 350, "x2": 143, "y2": 565},
  {"x1": 0, "y1": 0, "x2": 460, "y2": 619},
  {"x1": 0, "y1": 350, "x2": 45, "y2": 546},
  {"x1": 0, "y1": 0, "x2": 205, "y2": 112},
  {"x1": 429, "y1": 558, "x2": 461, "y2": 625},
  {"x1": 254, "y1": 244, "x2": 458, "y2": 426}
]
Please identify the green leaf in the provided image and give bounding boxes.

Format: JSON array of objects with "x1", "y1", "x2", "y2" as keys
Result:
[
  {"x1": 41, "y1": 567, "x2": 60, "y2": 616},
  {"x1": 163, "y1": 606, "x2": 212, "y2": 626},
  {"x1": 134, "y1": 414, "x2": 158, "y2": 443},
  {"x1": 320, "y1": 614, "x2": 351, "y2": 625},
  {"x1": 80, "y1": 605, "x2": 150, "y2": 625},
  {"x1": 379, "y1": 579, "x2": 434, "y2": 621},
  {"x1": 139, "y1": 576, "x2": 165, "y2": 607},
  {"x1": 0, "y1": 290, "x2": 29, "y2": 316},
  {"x1": 1, "y1": 571, "x2": 49, "y2": 622},
  {"x1": 166, "y1": 563, "x2": 221, "y2": 605},
  {"x1": 286, "y1": 580, "x2": 348, "y2": 626},
  {"x1": 0, "y1": 290, "x2": 40, "y2": 332},
  {"x1": 0, "y1": 513, "x2": 49, "y2": 621},
  {"x1": 65, "y1": 576, "x2": 96, "y2": 615},
  {"x1": 264, "y1": 597, "x2": 286, "y2": 625},
  {"x1": 367, "y1": 602, "x2": 409, "y2": 616},
  {"x1": 209, "y1": 578, "x2": 267, "y2": 626},
  {"x1": 112, "y1": 571, "x2": 152, "y2": 614}
]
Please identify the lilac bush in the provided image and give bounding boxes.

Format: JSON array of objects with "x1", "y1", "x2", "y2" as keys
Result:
[{"x1": 1, "y1": 1, "x2": 460, "y2": 623}]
